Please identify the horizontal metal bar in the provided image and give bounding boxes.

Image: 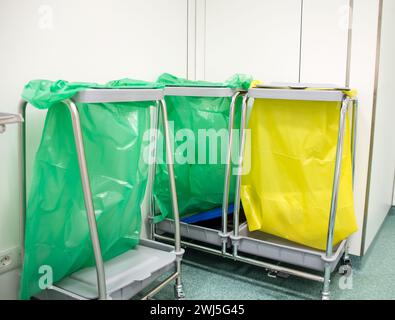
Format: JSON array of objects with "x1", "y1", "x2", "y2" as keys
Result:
[
  {"x1": 164, "y1": 86, "x2": 239, "y2": 97},
  {"x1": 256, "y1": 83, "x2": 351, "y2": 91},
  {"x1": 233, "y1": 223, "x2": 345, "y2": 259},
  {"x1": 0, "y1": 112, "x2": 23, "y2": 125},
  {"x1": 154, "y1": 234, "x2": 324, "y2": 283},
  {"x1": 50, "y1": 285, "x2": 89, "y2": 300},
  {"x1": 234, "y1": 254, "x2": 324, "y2": 283},
  {"x1": 155, "y1": 233, "x2": 225, "y2": 256},
  {"x1": 141, "y1": 271, "x2": 179, "y2": 300},
  {"x1": 72, "y1": 89, "x2": 164, "y2": 103},
  {"x1": 248, "y1": 88, "x2": 345, "y2": 102}
]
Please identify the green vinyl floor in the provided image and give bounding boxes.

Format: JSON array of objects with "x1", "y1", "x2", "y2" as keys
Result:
[{"x1": 154, "y1": 207, "x2": 395, "y2": 300}]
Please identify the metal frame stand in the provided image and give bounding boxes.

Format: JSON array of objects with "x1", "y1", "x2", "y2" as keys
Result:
[
  {"x1": 321, "y1": 97, "x2": 350, "y2": 300},
  {"x1": 151, "y1": 86, "x2": 358, "y2": 301},
  {"x1": 229, "y1": 94, "x2": 249, "y2": 258},
  {"x1": 159, "y1": 98, "x2": 185, "y2": 299},
  {"x1": 153, "y1": 87, "x2": 243, "y2": 257},
  {"x1": 19, "y1": 88, "x2": 184, "y2": 300},
  {"x1": 229, "y1": 88, "x2": 357, "y2": 300},
  {"x1": 220, "y1": 92, "x2": 242, "y2": 254}
]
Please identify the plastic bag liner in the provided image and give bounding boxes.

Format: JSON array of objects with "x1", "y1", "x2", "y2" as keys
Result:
[
  {"x1": 20, "y1": 79, "x2": 162, "y2": 299},
  {"x1": 153, "y1": 73, "x2": 252, "y2": 223},
  {"x1": 241, "y1": 96, "x2": 358, "y2": 250}
]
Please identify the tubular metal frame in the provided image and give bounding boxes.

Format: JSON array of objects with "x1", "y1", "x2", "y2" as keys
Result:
[
  {"x1": 229, "y1": 90, "x2": 357, "y2": 300},
  {"x1": 19, "y1": 89, "x2": 184, "y2": 300},
  {"x1": 155, "y1": 88, "x2": 358, "y2": 301},
  {"x1": 220, "y1": 92, "x2": 242, "y2": 254},
  {"x1": 152, "y1": 87, "x2": 244, "y2": 256}
]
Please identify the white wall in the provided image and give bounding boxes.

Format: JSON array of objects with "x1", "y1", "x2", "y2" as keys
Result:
[
  {"x1": 202, "y1": 0, "x2": 302, "y2": 83},
  {"x1": 363, "y1": 0, "x2": 395, "y2": 253},
  {"x1": 0, "y1": 0, "x2": 188, "y2": 299},
  {"x1": 299, "y1": 0, "x2": 350, "y2": 85}
]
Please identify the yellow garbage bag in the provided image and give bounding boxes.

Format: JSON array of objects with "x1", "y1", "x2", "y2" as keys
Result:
[{"x1": 240, "y1": 98, "x2": 358, "y2": 250}]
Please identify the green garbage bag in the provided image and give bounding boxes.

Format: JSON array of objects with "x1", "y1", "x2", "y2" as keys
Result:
[
  {"x1": 153, "y1": 73, "x2": 252, "y2": 222},
  {"x1": 20, "y1": 79, "x2": 162, "y2": 299}
]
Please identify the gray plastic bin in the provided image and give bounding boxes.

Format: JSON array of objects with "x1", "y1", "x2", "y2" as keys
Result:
[
  {"x1": 156, "y1": 219, "x2": 226, "y2": 247},
  {"x1": 235, "y1": 223, "x2": 345, "y2": 272},
  {"x1": 35, "y1": 239, "x2": 177, "y2": 300}
]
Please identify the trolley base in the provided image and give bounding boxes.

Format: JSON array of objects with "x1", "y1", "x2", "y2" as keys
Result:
[
  {"x1": 156, "y1": 218, "x2": 228, "y2": 247},
  {"x1": 35, "y1": 239, "x2": 177, "y2": 300},
  {"x1": 235, "y1": 223, "x2": 345, "y2": 272}
]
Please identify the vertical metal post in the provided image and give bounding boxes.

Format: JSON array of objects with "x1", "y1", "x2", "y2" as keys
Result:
[
  {"x1": 18, "y1": 100, "x2": 27, "y2": 259},
  {"x1": 159, "y1": 99, "x2": 184, "y2": 298},
  {"x1": 232, "y1": 95, "x2": 249, "y2": 257},
  {"x1": 64, "y1": 100, "x2": 107, "y2": 300},
  {"x1": 220, "y1": 92, "x2": 241, "y2": 254},
  {"x1": 344, "y1": 98, "x2": 358, "y2": 262},
  {"x1": 148, "y1": 102, "x2": 161, "y2": 240},
  {"x1": 322, "y1": 96, "x2": 350, "y2": 300}
]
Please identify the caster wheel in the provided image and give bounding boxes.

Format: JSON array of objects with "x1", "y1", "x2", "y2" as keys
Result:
[
  {"x1": 174, "y1": 284, "x2": 186, "y2": 300},
  {"x1": 342, "y1": 257, "x2": 352, "y2": 267},
  {"x1": 338, "y1": 265, "x2": 348, "y2": 275},
  {"x1": 338, "y1": 255, "x2": 352, "y2": 275}
]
